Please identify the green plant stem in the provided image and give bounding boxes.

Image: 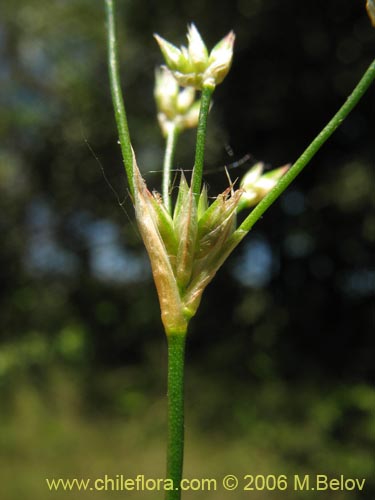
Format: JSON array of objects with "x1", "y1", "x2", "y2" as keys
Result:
[
  {"x1": 191, "y1": 85, "x2": 214, "y2": 201},
  {"x1": 105, "y1": 0, "x2": 134, "y2": 196},
  {"x1": 163, "y1": 124, "x2": 179, "y2": 213},
  {"x1": 236, "y1": 59, "x2": 375, "y2": 234},
  {"x1": 165, "y1": 333, "x2": 186, "y2": 500}
]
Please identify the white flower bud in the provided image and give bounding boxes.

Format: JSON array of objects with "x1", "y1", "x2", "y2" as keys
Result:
[
  {"x1": 154, "y1": 34, "x2": 184, "y2": 69},
  {"x1": 187, "y1": 24, "x2": 208, "y2": 71},
  {"x1": 179, "y1": 100, "x2": 200, "y2": 129},
  {"x1": 176, "y1": 87, "x2": 195, "y2": 113},
  {"x1": 154, "y1": 67, "x2": 179, "y2": 118},
  {"x1": 240, "y1": 163, "x2": 290, "y2": 209},
  {"x1": 154, "y1": 66, "x2": 200, "y2": 135},
  {"x1": 241, "y1": 162, "x2": 264, "y2": 187},
  {"x1": 205, "y1": 31, "x2": 235, "y2": 86}
]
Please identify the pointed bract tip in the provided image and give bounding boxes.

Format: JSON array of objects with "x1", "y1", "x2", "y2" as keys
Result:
[{"x1": 154, "y1": 34, "x2": 182, "y2": 69}]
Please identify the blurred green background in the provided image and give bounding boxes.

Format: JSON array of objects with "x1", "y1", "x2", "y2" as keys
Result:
[{"x1": 0, "y1": 0, "x2": 374, "y2": 498}]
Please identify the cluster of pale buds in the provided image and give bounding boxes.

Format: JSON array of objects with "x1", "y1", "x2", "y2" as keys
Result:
[
  {"x1": 154, "y1": 23, "x2": 235, "y2": 90},
  {"x1": 239, "y1": 162, "x2": 290, "y2": 210},
  {"x1": 154, "y1": 67, "x2": 201, "y2": 136}
]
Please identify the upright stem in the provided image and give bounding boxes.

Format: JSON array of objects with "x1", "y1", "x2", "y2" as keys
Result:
[
  {"x1": 236, "y1": 58, "x2": 375, "y2": 234},
  {"x1": 105, "y1": 0, "x2": 135, "y2": 196},
  {"x1": 165, "y1": 333, "x2": 186, "y2": 500},
  {"x1": 163, "y1": 124, "x2": 179, "y2": 214},
  {"x1": 191, "y1": 84, "x2": 214, "y2": 201}
]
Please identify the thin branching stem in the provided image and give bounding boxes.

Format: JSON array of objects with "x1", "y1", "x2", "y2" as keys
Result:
[
  {"x1": 191, "y1": 85, "x2": 214, "y2": 201},
  {"x1": 163, "y1": 124, "x2": 179, "y2": 213},
  {"x1": 235, "y1": 58, "x2": 375, "y2": 235},
  {"x1": 105, "y1": 0, "x2": 135, "y2": 196}
]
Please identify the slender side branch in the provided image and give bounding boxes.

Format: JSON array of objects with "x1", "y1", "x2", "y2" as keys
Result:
[
  {"x1": 236, "y1": 59, "x2": 375, "y2": 234},
  {"x1": 165, "y1": 333, "x2": 186, "y2": 500},
  {"x1": 105, "y1": 0, "x2": 135, "y2": 196},
  {"x1": 163, "y1": 124, "x2": 179, "y2": 213},
  {"x1": 191, "y1": 85, "x2": 214, "y2": 201}
]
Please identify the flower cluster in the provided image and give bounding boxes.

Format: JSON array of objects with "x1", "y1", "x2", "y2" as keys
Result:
[
  {"x1": 154, "y1": 67, "x2": 200, "y2": 136},
  {"x1": 154, "y1": 23, "x2": 235, "y2": 89},
  {"x1": 133, "y1": 160, "x2": 243, "y2": 334}
]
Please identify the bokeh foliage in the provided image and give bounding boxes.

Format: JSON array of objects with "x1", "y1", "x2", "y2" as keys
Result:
[{"x1": 0, "y1": 0, "x2": 374, "y2": 498}]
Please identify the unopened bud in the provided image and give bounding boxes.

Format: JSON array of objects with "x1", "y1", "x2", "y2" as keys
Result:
[
  {"x1": 239, "y1": 162, "x2": 290, "y2": 209},
  {"x1": 154, "y1": 67, "x2": 200, "y2": 135},
  {"x1": 187, "y1": 24, "x2": 209, "y2": 71},
  {"x1": 154, "y1": 67, "x2": 179, "y2": 119},
  {"x1": 206, "y1": 31, "x2": 235, "y2": 86},
  {"x1": 153, "y1": 34, "x2": 185, "y2": 70},
  {"x1": 179, "y1": 100, "x2": 200, "y2": 129}
]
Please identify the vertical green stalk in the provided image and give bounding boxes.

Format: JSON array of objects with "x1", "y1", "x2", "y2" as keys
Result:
[
  {"x1": 191, "y1": 84, "x2": 214, "y2": 201},
  {"x1": 163, "y1": 123, "x2": 179, "y2": 213},
  {"x1": 165, "y1": 333, "x2": 187, "y2": 500},
  {"x1": 235, "y1": 58, "x2": 375, "y2": 234},
  {"x1": 105, "y1": 0, "x2": 135, "y2": 196}
]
